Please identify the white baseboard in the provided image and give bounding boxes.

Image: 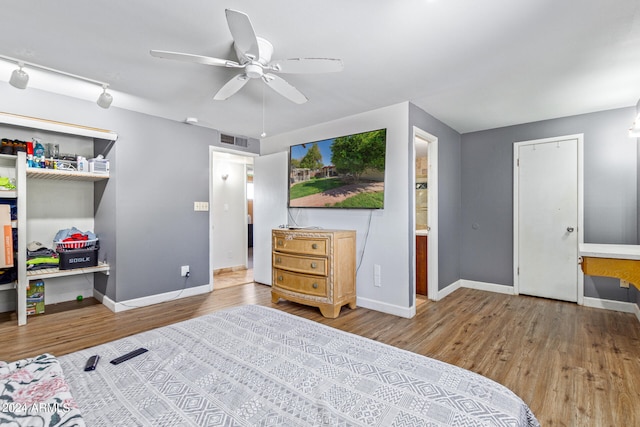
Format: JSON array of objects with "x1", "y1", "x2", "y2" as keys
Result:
[
  {"x1": 582, "y1": 296, "x2": 638, "y2": 314},
  {"x1": 461, "y1": 279, "x2": 516, "y2": 295},
  {"x1": 94, "y1": 283, "x2": 213, "y2": 313},
  {"x1": 357, "y1": 296, "x2": 415, "y2": 318},
  {"x1": 439, "y1": 279, "x2": 640, "y2": 325},
  {"x1": 436, "y1": 279, "x2": 514, "y2": 301},
  {"x1": 436, "y1": 280, "x2": 461, "y2": 300}
]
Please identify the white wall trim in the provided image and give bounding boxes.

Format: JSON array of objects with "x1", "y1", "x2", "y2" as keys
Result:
[
  {"x1": 357, "y1": 296, "x2": 416, "y2": 318},
  {"x1": 582, "y1": 296, "x2": 638, "y2": 314},
  {"x1": 94, "y1": 283, "x2": 212, "y2": 313},
  {"x1": 461, "y1": 279, "x2": 516, "y2": 295},
  {"x1": 411, "y1": 127, "x2": 439, "y2": 303},
  {"x1": 437, "y1": 280, "x2": 462, "y2": 300},
  {"x1": 437, "y1": 279, "x2": 640, "y2": 324}
]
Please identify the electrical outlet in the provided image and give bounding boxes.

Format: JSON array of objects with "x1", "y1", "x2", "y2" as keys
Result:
[
  {"x1": 620, "y1": 279, "x2": 630, "y2": 289},
  {"x1": 181, "y1": 265, "x2": 190, "y2": 277},
  {"x1": 374, "y1": 264, "x2": 381, "y2": 287}
]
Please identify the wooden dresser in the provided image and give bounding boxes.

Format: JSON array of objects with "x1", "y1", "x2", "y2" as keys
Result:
[{"x1": 272, "y1": 228, "x2": 356, "y2": 318}]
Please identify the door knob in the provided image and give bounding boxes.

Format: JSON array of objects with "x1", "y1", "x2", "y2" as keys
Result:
[{"x1": 567, "y1": 226, "x2": 575, "y2": 232}]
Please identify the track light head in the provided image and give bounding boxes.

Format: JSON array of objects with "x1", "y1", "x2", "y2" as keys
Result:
[
  {"x1": 9, "y1": 63, "x2": 29, "y2": 89},
  {"x1": 96, "y1": 85, "x2": 113, "y2": 109}
]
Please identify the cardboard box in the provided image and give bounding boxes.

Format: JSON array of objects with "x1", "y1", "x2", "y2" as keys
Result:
[
  {"x1": 26, "y1": 280, "x2": 45, "y2": 315},
  {"x1": 0, "y1": 205, "x2": 13, "y2": 268}
]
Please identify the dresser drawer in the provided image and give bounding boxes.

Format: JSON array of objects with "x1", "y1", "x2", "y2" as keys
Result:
[
  {"x1": 273, "y1": 252, "x2": 328, "y2": 276},
  {"x1": 273, "y1": 269, "x2": 327, "y2": 297},
  {"x1": 273, "y1": 234, "x2": 328, "y2": 256}
]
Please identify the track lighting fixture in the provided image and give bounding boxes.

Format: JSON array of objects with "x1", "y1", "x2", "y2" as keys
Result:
[
  {"x1": 97, "y1": 84, "x2": 113, "y2": 109},
  {"x1": 9, "y1": 62, "x2": 29, "y2": 89},
  {"x1": 1, "y1": 54, "x2": 113, "y2": 109}
]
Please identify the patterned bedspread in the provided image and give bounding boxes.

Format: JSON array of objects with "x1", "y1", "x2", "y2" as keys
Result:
[
  {"x1": 59, "y1": 305, "x2": 540, "y2": 426},
  {"x1": 0, "y1": 353, "x2": 85, "y2": 426}
]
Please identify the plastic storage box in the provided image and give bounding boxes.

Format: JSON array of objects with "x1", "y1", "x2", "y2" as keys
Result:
[
  {"x1": 58, "y1": 248, "x2": 98, "y2": 270},
  {"x1": 56, "y1": 238, "x2": 99, "y2": 270}
]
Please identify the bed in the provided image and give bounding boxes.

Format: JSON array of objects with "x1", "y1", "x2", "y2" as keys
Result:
[{"x1": 2, "y1": 305, "x2": 540, "y2": 426}]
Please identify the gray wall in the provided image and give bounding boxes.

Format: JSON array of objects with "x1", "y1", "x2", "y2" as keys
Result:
[
  {"x1": 2, "y1": 81, "x2": 637, "y2": 310},
  {"x1": 260, "y1": 103, "x2": 417, "y2": 316},
  {"x1": 460, "y1": 107, "x2": 638, "y2": 303},
  {"x1": 0, "y1": 83, "x2": 259, "y2": 303},
  {"x1": 409, "y1": 104, "x2": 462, "y2": 291}
]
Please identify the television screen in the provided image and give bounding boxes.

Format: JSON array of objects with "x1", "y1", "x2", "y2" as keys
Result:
[{"x1": 288, "y1": 128, "x2": 386, "y2": 209}]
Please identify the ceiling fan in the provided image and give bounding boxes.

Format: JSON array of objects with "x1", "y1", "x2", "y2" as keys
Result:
[{"x1": 150, "y1": 9, "x2": 343, "y2": 104}]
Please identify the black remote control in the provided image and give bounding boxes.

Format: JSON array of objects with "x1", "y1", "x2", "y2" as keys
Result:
[
  {"x1": 110, "y1": 347, "x2": 148, "y2": 365},
  {"x1": 84, "y1": 355, "x2": 100, "y2": 371}
]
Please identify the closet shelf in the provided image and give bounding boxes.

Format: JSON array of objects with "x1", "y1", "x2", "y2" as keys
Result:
[
  {"x1": 27, "y1": 168, "x2": 109, "y2": 181},
  {"x1": 26, "y1": 262, "x2": 110, "y2": 280},
  {"x1": 0, "y1": 112, "x2": 118, "y2": 326},
  {"x1": 0, "y1": 112, "x2": 117, "y2": 141}
]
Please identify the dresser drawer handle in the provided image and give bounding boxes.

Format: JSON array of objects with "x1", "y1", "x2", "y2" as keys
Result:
[
  {"x1": 277, "y1": 240, "x2": 284, "y2": 246},
  {"x1": 310, "y1": 262, "x2": 317, "y2": 269},
  {"x1": 276, "y1": 257, "x2": 282, "y2": 264},
  {"x1": 312, "y1": 243, "x2": 318, "y2": 249},
  {"x1": 312, "y1": 283, "x2": 318, "y2": 289},
  {"x1": 278, "y1": 275, "x2": 283, "y2": 281}
]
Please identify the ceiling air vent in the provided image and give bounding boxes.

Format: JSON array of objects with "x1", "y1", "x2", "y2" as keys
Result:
[
  {"x1": 220, "y1": 133, "x2": 235, "y2": 145},
  {"x1": 220, "y1": 133, "x2": 248, "y2": 148}
]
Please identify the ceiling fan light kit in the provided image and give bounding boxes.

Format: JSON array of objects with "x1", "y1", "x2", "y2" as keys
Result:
[{"x1": 150, "y1": 9, "x2": 343, "y2": 104}]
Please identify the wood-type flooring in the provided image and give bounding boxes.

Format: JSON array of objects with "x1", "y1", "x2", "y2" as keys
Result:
[{"x1": 1, "y1": 285, "x2": 639, "y2": 426}]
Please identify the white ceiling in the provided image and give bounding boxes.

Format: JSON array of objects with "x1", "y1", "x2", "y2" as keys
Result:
[{"x1": 2, "y1": 0, "x2": 640, "y2": 139}]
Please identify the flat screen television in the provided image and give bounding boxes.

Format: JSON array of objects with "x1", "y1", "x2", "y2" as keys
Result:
[{"x1": 288, "y1": 128, "x2": 386, "y2": 209}]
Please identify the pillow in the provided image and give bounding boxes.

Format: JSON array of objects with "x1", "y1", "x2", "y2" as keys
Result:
[{"x1": 0, "y1": 353, "x2": 85, "y2": 426}]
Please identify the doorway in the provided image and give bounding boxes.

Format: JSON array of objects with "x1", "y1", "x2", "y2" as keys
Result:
[
  {"x1": 209, "y1": 148, "x2": 256, "y2": 290},
  {"x1": 513, "y1": 134, "x2": 584, "y2": 303},
  {"x1": 412, "y1": 127, "x2": 439, "y2": 304}
]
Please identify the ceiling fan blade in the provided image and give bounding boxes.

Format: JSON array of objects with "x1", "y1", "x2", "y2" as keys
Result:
[
  {"x1": 262, "y1": 73, "x2": 308, "y2": 104},
  {"x1": 225, "y1": 9, "x2": 259, "y2": 61},
  {"x1": 213, "y1": 74, "x2": 250, "y2": 100},
  {"x1": 270, "y1": 58, "x2": 344, "y2": 74},
  {"x1": 150, "y1": 50, "x2": 242, "y2": 68}
]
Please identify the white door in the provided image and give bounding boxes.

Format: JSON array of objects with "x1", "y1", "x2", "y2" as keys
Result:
[
  {"x1": 253, "y1": 151, "x2": 288, "y2": 285},
  {"x1": 515, "y1": 136, "x2": 581, "y2": 302}
]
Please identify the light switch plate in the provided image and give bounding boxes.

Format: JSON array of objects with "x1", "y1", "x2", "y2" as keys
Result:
[{"x1": 194, "y1": 201, "x2": 209, "y2": 211}]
